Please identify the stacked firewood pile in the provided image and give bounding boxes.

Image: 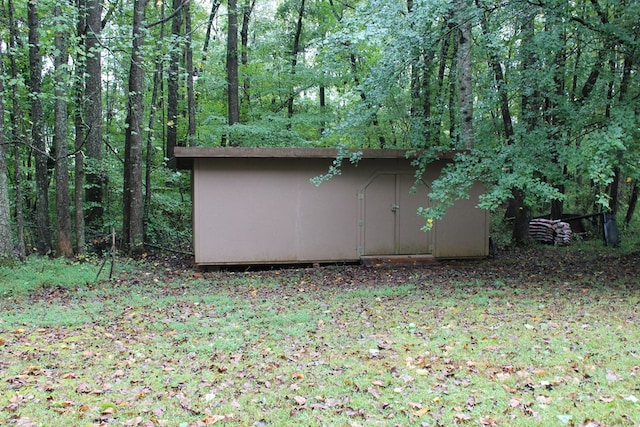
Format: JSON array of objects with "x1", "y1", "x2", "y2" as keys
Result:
[{"x1": 529, "y1": 218, "x2": 572, "y2": 245}]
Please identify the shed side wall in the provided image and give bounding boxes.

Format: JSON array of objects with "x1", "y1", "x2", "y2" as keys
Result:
[
  {"x1": 191, "y1": 157, "x2": 488, "y2": 264},
  {"x1": 433, "y1": 182, "x2": 490, "y2": 258},
  {"x1": 194, "y1": 158, "x2": 367, "y2": 264}
]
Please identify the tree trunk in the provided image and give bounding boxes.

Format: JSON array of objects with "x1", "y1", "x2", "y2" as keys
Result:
[
  {"x1": 53, "y1": 6, "x2": 74, "y2": 258},
  {"x1": 349, "y1": 53, "x2": 386, "y2": 148},
  {"x1": 7, "y1": 0, "x2": 25, "y2": 257},
  {"x1": 85, "y1": 0, "x2": 104, "y2": 230},
  {"x1": 185, "y1": 0, "x2": 196, "y2": 145},
  {"x1": 520, "y1": 12, "x2": 541, "y2": 132},
  {"x1": 241, "y1": 0, "x2": 256, "y2": 108},
  {"x1": 608, "y1": 48, "x2": 634, "y2": 216},
  {"x1": 145, "y1": 3, "x2": 166, "y2": 232},
  {"x1": 286, "y1": 0, "x2": 305, "y2": 121},
  {"x1": 408, "y1": 0, "x2": 434, "y2": 144},
  {"x1": 227, "y1": 0, "x2": 240, "y2": 140},
  {"x1": 625, "y1": 180, "x2": 638, "y2": 225},
  {"x1": 0, "y1": 48, "x2": 13, "y2": 258},
  {"x1": 123, "y1": 0, "x2": 149, "y2": 254},
  {"x1": 510, "y1": 189, "x2": 531, "y2": 244},
  {"x1": 455, "y1": 0, "x2": 473, "y2": 149},
  {"x1": 28, "y1": 0, "x2": 52, "y2": 255},
  {"x1": 433, "y1": 22, "x2": 452, "y2": 140},
  {"x1": 319, "y1": 84, "x2": 326, "y2": 136},
  {"x1": 166, "y1": 0, "x2": 182, "y2": 168},
  {"x1": 608, "y1": 167, "x2": 621, "y2": 215},
  {"x1": 202, "y1": 0, "x2": 221, "y2": 61},
  {"x1": 74, "y1": 0, "x2": 87, "y2": 254},
  {"x1": 547, "y1": 16, "x2": 567, "y2": 220}
]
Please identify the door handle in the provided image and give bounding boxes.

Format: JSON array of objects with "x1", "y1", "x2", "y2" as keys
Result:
[{"x1": 391, "y1": 204, "x2": 399, "y2": 212}]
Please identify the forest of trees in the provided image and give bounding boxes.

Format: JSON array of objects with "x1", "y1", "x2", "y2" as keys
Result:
[{"x1": 0, "y1": 0, "x2": 638, "y2": 258}]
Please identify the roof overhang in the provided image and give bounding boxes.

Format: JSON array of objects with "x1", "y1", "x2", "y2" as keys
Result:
[{"x1": 174, "y1": 146, "x2": 457, "y2": 169}]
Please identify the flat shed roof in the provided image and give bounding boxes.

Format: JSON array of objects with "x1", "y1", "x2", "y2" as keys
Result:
[{"x1": 174, "y1": 146, "x2": 457, "y2": 168}]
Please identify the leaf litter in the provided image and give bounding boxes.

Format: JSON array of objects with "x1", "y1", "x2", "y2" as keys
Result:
[{"x1": 0, "y1": 247, "x2": 639, "y2": 426}]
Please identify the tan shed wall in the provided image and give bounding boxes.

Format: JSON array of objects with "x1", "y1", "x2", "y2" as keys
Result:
[
  {"x1": 191, "y1": 156, "x2": 488, "y2": 265},
  {"x1": 433, "y1": 182, "x2": 490, "y2": 258}
]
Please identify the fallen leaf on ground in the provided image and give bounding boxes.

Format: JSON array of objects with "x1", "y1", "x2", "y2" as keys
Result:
[
  {"x1": 454, "y1": 413, "x2": 472, "y2": 422},
  {"x1": 413, "y1": 406, "x2": 430, "y2": 416},
  {"x1": 292, "y1": 395, "x2": 306, "y2": 406}
]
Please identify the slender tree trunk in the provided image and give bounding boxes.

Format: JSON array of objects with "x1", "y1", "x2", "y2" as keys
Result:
[
  {"x1": 28, "y1": 0, "x2": 52, "y2": 255},
  {"x1": 240, "y1": 0, "x2": 256, "y2": 108},
  {"x1": 0, "y1": 47, "x2": 13, "y2": 258},
  {"x1": 8, "y1": 0, "x2": 24, "y2": 257},
  {"x1": 286, "y1": 0, "x2": 305, "y2": 121},
  {"x1": 166, "y1": 0, "x2": 182, "y2": 168},
  {"x1": 202, "y1": 0, "x2": 221, "y2": 60},
  {"x1": 145, "y1": 3, "x2": 166, "y2": 233},
  {"x1": 74, "y1": 0, "x2": 87, "y2": 254},
  {"x1": 123, "y1": 0, "x2": 149, "y2": 254},
  {"x1": 408, "y1": 0, "x2": 434, "y2": 144},
  {"x1": 53, "y1": 7, "x2": 74, "y2": 258},
  {"x1": 625, "y1": 180, "x2": 638, "y2": 225},
  {"x1": 548, "y1": 15, "x2": 567, "y2": 220},
  {"x1": 349, "y1": 53, "x2": 386, "y2": 148},
  {"x1": 13, "y1": 140, "x2": 24, "y2": 258},
  {"x1": 227, "y1": 0, "x2": 240, "y2": 140},
  {"x1": 185, "y1": 0, "x2": 196, "y2": 144},
  {"x1": 448, "y1": 29, "x2": 458, "y2": 144},
  {"x1": 520, "y1": 13, "x2": 541, "y2": 132},
  {"x1": 319, "y1": 84, "x2": 326, "y2": 136},
  {"x1": 607, "y1": 47, "x2": 633, "y2": 216},
  {"x1": 432, "y1": 18, "x2": 454, "y2": 142},
  {"x1": 455, "y1": 0, "x2": 473, "y2": 149},
  {"x1": 622, "y1": 49, "x2": 637, "y2": 224},
  {"x1": 85, "y1": 0, "x2": 104, "y2": 230}
]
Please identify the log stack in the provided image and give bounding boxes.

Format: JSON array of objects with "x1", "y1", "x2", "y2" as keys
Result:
[{"x1": 529, "y1": 218, "x2": 572, "y2": 245}]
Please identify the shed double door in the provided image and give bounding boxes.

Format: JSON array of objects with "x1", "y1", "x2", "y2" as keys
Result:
[{"x1": 359, "y1": 173, "x2": 432, "y2": 255}]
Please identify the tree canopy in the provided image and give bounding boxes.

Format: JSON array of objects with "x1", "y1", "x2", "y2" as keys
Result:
[{"x1": 0, "y1": 0, "x2": 638, "y2": 256}]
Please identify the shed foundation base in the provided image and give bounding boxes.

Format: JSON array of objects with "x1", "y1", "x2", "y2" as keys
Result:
[{"x1": 360, "y1": 254, "x2": 438, "y2": 267}]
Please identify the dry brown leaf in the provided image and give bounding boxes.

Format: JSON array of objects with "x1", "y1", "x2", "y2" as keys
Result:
[
  {"x1": 454, "y1": 413, "x2": 472, "y2": 422},
  {"x1": 509, "y1": 397, "x2": 521, "y2": 408},
  {"x1": 536, "y1": 395, "x2": 553, "y2": 404},
  {"x1": 14, "y1": 418, "x2": 36, "y2": 427},
  {"x1": 413, "y1": 406, "x2": 430, "y2": 416},
  {"x1": 124, "y1": 417, "x2": 144, "y2": 426},
  {"x1": 293, "y1": 395, "x2": 307, "y2": 406}
]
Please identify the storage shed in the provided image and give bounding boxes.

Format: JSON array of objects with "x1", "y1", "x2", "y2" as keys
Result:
[{"x1": 175, "y1": 147, "x2": 489, "y2": 266}]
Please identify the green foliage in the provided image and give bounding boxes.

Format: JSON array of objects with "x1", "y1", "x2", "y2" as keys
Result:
[
  {"x1": 1, "y1": 0, "x2": 639, "y2": 254},
  {"x1": 144, "y1": 168, "x2": 192, "y2": 252}
]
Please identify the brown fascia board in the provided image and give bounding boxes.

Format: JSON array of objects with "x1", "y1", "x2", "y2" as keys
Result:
[{"x1": 175, "y1": 146, "x2": 458, "y2": 169}]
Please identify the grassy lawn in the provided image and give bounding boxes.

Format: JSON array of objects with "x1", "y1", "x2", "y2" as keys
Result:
[{"x1": 0, "y1": 249, "x2": 639, "y2": 426}]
